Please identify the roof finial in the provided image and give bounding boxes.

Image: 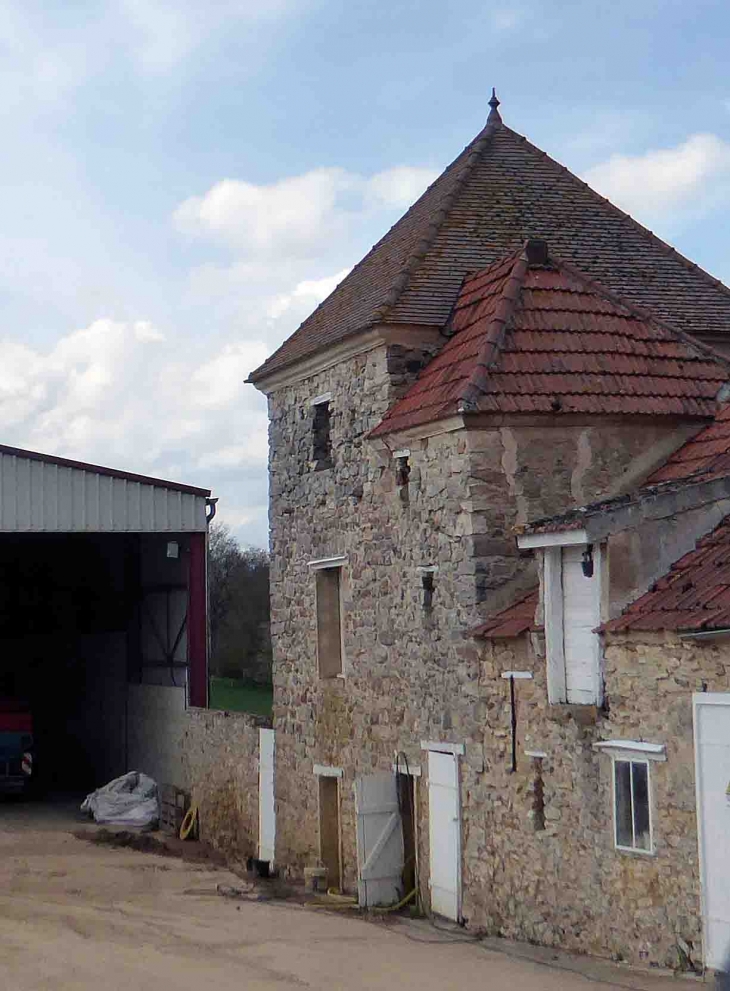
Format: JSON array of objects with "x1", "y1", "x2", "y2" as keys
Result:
[{"x1": 487, "y1": 87, "x2": 502, "y2": 125}]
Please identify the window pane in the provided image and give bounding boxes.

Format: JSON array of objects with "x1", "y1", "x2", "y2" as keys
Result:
[
  {"x1": 632, "y1": 762, "x2": 651, "y2": 851},
  {"x1": 615, "y1": 761, "x2": 633, "y2": 848}
]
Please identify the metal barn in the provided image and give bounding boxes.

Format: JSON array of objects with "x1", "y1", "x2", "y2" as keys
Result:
[{"x1": 0, "y1": 444, "x2": 212, "y2": 796}]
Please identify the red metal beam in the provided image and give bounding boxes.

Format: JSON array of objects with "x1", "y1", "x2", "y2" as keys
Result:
[{"x1": 187, "y1": 532, "x2": 208, "y2": 708}]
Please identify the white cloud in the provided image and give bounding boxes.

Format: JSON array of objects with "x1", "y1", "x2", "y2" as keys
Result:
[
  {"x1": 0, "y1": 149, "x2": 439, "y2": 547},
  {"x1": 0, "y1": 0, "x2": 298, "y2": 117},
  {"x1": 266, "y1": 269, "x2": 351, "y2": 321},
  {"x1": 0, "y1": 318, "x2": 271, "y2": 542},
  {"x1": 583, "y1": 133, "x2": 730, "y2": 222},
  {"x1": 174, "y1": 165, "x2": 438, "y2": 261},
  {"x1": 175, "y1": 168, "x2": 356, "y2": 257},
  {"x1": 190, "y1": 342, "x2": 271, "y2": 409},
  {"x1": 366, "y1": 166, "x2": 439, "y2": 209},
  {"x1": 118, "y1": 0, "x2": 294, "y2": 72},
  {"x1": 490, "y1": 7, "x2": 525, "y2": 31}
]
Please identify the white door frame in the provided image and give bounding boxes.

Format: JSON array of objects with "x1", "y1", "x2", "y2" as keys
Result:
[
  {"x1": 423, "y1": 742, "x2": 463, "y2": 922},
  {"x1": 693, "y1": 692, "x2": 730, "y2": 971},
  {"x1": 258, "y1": 728, "x2": 275, "y2": 864}
]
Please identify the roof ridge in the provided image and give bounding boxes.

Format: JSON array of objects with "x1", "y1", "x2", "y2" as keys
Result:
[
  {"x1": 459, "y1": 247, "x2": 530, "y2": 410},
  {"x1": 502, "y1": 124, "x2": 730, "y2": 309},
  {"x1": 371, "y1": 119, "x2": 503, "y2": 322},
  {"x1": 543, "y1": 250, "x2": 730, "y2": 371}
]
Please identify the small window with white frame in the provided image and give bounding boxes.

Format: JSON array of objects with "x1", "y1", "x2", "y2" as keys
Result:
[
  {"x1": 614, "y1": 758, "x2": 652, "y2": 853},
  {"x1": 593, "y1": 740, "x2": 665, "y2": 856}
]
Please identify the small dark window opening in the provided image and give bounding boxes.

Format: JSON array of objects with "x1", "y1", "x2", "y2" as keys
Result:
[
  {"x1": 531, "y1": 757, "x2": 546, "y2": 832},
  {"x1": 313, "y1": 401, "x2": 333, "y2": 470},
  {"x1": 422, "y1": 571, "x2": 434, "y2": 612},
  {"x1": 396, "y1": 455, "x2": 410, "y2": 504}
]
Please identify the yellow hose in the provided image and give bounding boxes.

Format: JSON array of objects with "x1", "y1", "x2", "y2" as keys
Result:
[
  {"x1": 306, "y1": 888, "x2": 417, "y2": 913},
  {"x1": 179, "y1": 804, "x2": 199, "y2": 841},
  {"x1": 370, "y1": 888, "x2": 417, "y2": 914}
]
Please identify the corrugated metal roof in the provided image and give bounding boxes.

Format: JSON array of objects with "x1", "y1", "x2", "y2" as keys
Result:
[
  {"x1": 371, "y1": 244, "x2": 729, "y2": 437},
  {"x1": 250, "y1": 109, "x2": 730, "y2": 384},
  {"x1": 472, "y1": 588, "x2": 540, "y2": 639},
  {"x1": 602, "y1": 517, "x2": 730, "y2": 633},
  {"x1": 0, "y1": 445, "x2": 210, "y2": 533}
]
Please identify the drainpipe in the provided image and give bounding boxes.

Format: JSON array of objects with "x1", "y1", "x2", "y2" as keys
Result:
[{"x1": 679, "y1": 629, "x2": 730, "y2": 640}]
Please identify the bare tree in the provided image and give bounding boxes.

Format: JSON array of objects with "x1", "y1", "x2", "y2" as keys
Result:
[{"x1": 208, "y1": 523, "x2": 271, "y2": 684}]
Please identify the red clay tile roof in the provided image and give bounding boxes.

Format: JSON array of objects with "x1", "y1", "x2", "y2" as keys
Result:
[
  {"x1": 602, "y1": 517, "x2": 730, "y2": 633},
  {"x1": 472, "y1": 588, "x2": 539, "y2": 639},
  {"x1": 645, "y1": 402, "x2": 730, "y2": 485},
  {"x1": 370, "y1": 243, "x2": 730, "y2": 437},
  {"x1": 250, "y1": 107, "x2": 730, "y2": 384}
]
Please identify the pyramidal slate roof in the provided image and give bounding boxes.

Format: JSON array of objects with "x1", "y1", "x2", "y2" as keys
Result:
[
  {"x1": 370, "y1": 241, "x2": 730, "y2": 437},
  {"x1": 250, "y1": 96, "x2": 730, "y2": 384}
]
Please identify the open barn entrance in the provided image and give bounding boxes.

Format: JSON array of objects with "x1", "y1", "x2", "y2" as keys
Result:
[
  {"x1": 0, "y1": 443, "x2": 211, "y2": 810},
  {"x1": 0, "y1": 532, "x2": 206, "y2": 795}
]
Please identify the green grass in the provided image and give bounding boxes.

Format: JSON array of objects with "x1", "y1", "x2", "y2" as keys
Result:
[{"x1": 208, "y1": 677, "x2": 273, "y2": 716}]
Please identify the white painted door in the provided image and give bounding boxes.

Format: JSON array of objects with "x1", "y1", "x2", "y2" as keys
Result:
[
  {"x1": 694, "y1": 695, "x2": 730, "y2": 970},
  {"x1": 354, "y1": 772, "x2": 404, "y2": 907},
  {"x1": 562, "y1": 546, "x2": 601, "y2": 704},
  {"x1": 427, "y1": 750, "x2": 461, "y2": 921},
  {"x1": 258, "y1": 728, "x2": 275, "y2": 864}
]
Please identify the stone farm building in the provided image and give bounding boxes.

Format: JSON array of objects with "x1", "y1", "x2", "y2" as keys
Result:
[{"x1": 249, "y1": 94, "x2": 730, "y2": 972}]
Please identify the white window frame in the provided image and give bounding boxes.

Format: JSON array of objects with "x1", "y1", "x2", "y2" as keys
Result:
[
  {"x1": 542, "y1": 543, "x2": 603, "y2": 705},
  {"x1": 611, "y1": 756, "x2": 654, "y2": 855},
  {"x1": 594, "y1": 740, "x2": 665, "y2": 856}
]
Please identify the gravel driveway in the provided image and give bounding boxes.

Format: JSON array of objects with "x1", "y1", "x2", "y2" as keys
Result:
[{"x1": 0, "y1": 802, "x2": 699, "y2": 991}]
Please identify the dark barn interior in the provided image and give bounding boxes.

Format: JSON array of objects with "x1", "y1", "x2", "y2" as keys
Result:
[{"x1": 0, "y1": 533, "x2": 198, "y2": 794}]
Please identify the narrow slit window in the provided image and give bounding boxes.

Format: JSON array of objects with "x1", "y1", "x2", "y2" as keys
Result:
[
  {"x1": 614, "y1": 759, "x2": 652, "y2": 852},
  {"x1": 316, "y1": 567, "x2": 342, "y2": 677},
  {"x1": 313, "y1": 400, "x2": 332, "y2": 470}
]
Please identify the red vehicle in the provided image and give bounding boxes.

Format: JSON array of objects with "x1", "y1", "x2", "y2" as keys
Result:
[{"x1": 0, "y1": 699, "x2": 34, "y2": 794}]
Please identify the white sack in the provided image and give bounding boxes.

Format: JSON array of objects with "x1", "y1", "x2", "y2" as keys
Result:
[{"x1": 81, "y1": 771, "x2": 159, "y2": 828}]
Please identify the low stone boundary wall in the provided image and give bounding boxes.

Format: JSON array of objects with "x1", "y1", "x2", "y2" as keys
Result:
[{"x1": 180, "y1": 708, "x2": 271, "y2": 860}]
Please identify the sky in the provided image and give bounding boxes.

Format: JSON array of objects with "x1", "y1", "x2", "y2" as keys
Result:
[{"x1": 2, "y1": 0, "x2": 730, "y2": 548}]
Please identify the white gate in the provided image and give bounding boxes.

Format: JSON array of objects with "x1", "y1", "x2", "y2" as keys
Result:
[
  {"x1": 427, "y1": 749, "x2": 461, "y2": 921},
  {"x1": 258, "y1": 728, "x2": 275, "y2": 864},
  {"x1": 354, "y1": 772, "x2": 404, "y2": 907},
  {"x1": 694, "y1": 694, "x2": 730, "y2": 971}
]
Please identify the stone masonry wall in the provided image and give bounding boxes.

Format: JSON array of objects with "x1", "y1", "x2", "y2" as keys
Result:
[
  {"x1": 181, "y1": 708, "x2": 270, "y2": 860},
  {"x1": 269, "y1": 344, "x2": 486, "y2": 892},
  {"x1": 466, "y1": 630, "x2": 728, "y2": 970},
  {"x1": 266, "y1": 339, "x2": 699, "y2": 955}
]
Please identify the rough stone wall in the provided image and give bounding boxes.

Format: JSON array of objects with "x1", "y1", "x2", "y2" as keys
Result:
[
  {"x1": 266, "y1": 340, "x2": 700, "y2": 951},
  {"x1": 180, "y1": 708, "x2": 270, "y2": 859},
  {"x1": 465, "y1": 630, "x2": 727, "y2": 970},
  {"x1": 270, "y1": 344, "x2": 492, "y2": 890}
]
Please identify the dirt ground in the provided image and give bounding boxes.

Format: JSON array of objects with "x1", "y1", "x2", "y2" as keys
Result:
[{"x1": 0, "y1": 800, "x2": 703, "y2": 991}]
